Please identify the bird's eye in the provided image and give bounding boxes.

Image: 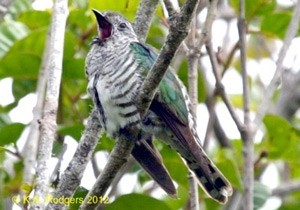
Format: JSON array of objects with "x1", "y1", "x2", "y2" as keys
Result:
[{"x1": 119, "y1": 23, "x2": 127, "y2": 29}]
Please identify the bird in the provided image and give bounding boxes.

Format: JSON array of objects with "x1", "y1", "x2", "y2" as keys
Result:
[{"x1": 85, "y1": 9, "x2": 233, "y2": 204}]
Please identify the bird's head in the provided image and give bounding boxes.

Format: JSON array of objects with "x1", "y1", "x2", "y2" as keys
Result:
[{"x1": 92, "y1": 9, "x2": 138, "y2": 45}]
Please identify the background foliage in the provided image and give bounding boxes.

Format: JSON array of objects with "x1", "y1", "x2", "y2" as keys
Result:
[{"x1": 0, "y1": 0, "x2": 300, "y2": 209}]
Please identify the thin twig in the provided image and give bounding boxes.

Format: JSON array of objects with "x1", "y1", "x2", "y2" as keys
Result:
[
  {"x1": 21, "y1": 25, "x2": 50, "y2": 190},
  {"x1": 213, "y1": 113, "x2": 232, "y2": 148},
  {"x1": 237, "y1": 0, "x2": 254, "y2": 209},
  {"x1": 187, "y1": 48, "x2": 199, "y2": 116},
  {"x1": 205, "y1": 42, "x2": 244, "y2": 132},
  {"x1": 200, "y1": 64, "x2": 232, "y2": 149},
  {"x1": 194, "y1": 0, "x2": 218, "y2": 53},
  {"x1": 272, "y1": 180, "x2": 300, "y2": 197},
  {"x1": 188, "y1": 173, "x2": 199, "y2": 210},
  {"x1": 49, "y1": 144, "x2": 68, "y2": 185},
  {"x1": 30, "y1": 0, "x2": 69, "y2": 209},
  {"x1": 193, "y1": 0, "x2": 219, "y2": 149},
  {"x1": 203, "y1": 93, "x2": 217, "y2": 150},
  {"x1": 91, "y1": 154, "x2": 101, "y2": 178},
  {"x1": 253, "y1": 0, "x2": 300, "y2": 131},
  {"x1": 221, "y1": 41, "x2": 239, "y2": 76},
  {"x1": 186, "y1": 9, "x2": 199, "y2": 210}
]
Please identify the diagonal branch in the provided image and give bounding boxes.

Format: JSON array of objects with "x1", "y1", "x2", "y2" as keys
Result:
[
  {"x1": 46, "y1": 108, "x2": 101, "y2": 210},
  {"x1": 138, "y1": 0, "x2": 199, "y2": 118},
  {"x1": 206, "y1": 42, "x2": 244, "y2": 132},
  {"x1": 253, "y1": 0, "x2": 300, "y2": 131},
  {"x1": 80, "y1": 134, "x2": 135, "y2": 210},
  {"x1": 272, "y1": 180, "x2": 300, "y2": 197}
]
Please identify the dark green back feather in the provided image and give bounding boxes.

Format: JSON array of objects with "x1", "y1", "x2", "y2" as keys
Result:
[{"x1": 130, "y1": 41, "x2": 188, "y2": 125}]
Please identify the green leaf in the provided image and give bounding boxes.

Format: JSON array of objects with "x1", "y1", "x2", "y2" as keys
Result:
[
  {"x1": 68, "y1": 187, "x2": 89, "y2": 210},
  {"x1": 10, "y1": 0, "x2": 32, "y2": 15},
  {"x1": 63, "y1": 58, "x2": 85, "y2": 80},
  {"x1": 229, "y1": 0, "x2": 276, "y2": 20},
  {"x1": 0, "y1": 53, "x2": 41, "y2": 79},
  {"x1": 280, "y1": 200, "x2": 300, "y2": 210},
  {"x1": 177, "y1": 60, "x2": 206, "y2": 102},
  {"x1": 261, "y1": 12, "x2": 292, "y2": 39},
  {"x1": 7, "y1": 28, "x2": 47, "y2": 57},
  {"x1": 52, "y1": 140, "x2": 64, "y2": 157},
  {"x1": 58, "y1": 124, "x2": 85, "y2": 140},
  {"x1": 146, "y1": 17, "x2": 166, "y2": 49},
  {"x1": 289, "y1": 161, "x2": 300, "y2": 179},
  {"x1": 18, "y1": 11, "x2": 51, "y2": 30},
  {"x1": 68, "y1": 9, "x2": 92, "y2": 31},
  {"x1": 95, "y1": 132, "x2": 115, "y2": 151},
  {"x1": 12, "y1": 79, "x2": 37, "y2": 101},
  {"x1": 105, "y1": 194, "x2": 172, "y2": 210},
  {"x1": 0, "y1": 149, "x2": 5, "y2": 209},
  {"x1": 0, "y1": 123, "x2": 25, "y2": 146},
  {"x1": 0, "y1": 20, "x2": 29, "y2": 58},
  {"x1": 253, "y1": 181, "x2": 271, "y2": 210},
  {"x1": 204, "y1": 197, "x2": 223, "y2": 210},
  {"x1": 158, "y1": 141, "x2": 188, "y2": 187},
  {"x1": 263, "y1": 115, "x2": 300, "y2": 162},
  {"x1": 246, "y1": 35, "x2": 275, "y2": 59},
  {"x1": 20, "y1": 183, "x2": 33, "y2": 195},
  {"x1": 89, "y1": 0, "x2": 140, "y2": 21},
  {"x1": 216, "y1": 149, "x2": 243, "y2": 192},
  {"x1": 0, "y1": 109, "x2": 13, "y2": 126},
  {"x1": 165, "y1": 186, "x2": 189, "y2": 210},
  {"x1": 3, "y1": 160, "x2": 24, "y2": 196},
  {"x1": 64, "y1": 31, "x2": 79, "y2": 58}
]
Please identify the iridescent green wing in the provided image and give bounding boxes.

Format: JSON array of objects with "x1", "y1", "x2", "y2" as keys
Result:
[{"x1": 130, "y1": 41, "x2": 188, "y2": 125}]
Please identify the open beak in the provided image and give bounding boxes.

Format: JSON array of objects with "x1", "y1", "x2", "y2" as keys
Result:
[{"x1": 92, "y1": 9, "x2": 112, "y2": 40}]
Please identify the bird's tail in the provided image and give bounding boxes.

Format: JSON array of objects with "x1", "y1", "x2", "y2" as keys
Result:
[
  {"x1": 184, "y1": 146, "x2": 233, "y2": 204},
  {"x1": 149, "y1": 99, "x2": 232, "y2": 203},
  {"x1": 131, "y1": 138, "x2": 177, "y2": 198}
]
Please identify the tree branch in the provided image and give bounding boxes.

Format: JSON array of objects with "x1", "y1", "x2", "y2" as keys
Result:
[
  {"x1": 163, "y1": 0, "x2": 177, "y2": 17},
  {"x1": 80, "y1": 134, "x2": 135, "y2": 210},
  {"x1": 200, "y1": 63, "x2": 232, "y2": 149},
  {"x1": 133, "y1": 0, "x2": 159, "y2": 42},
  {"x1": 253, "y1": 0, "x2": 300, "y2": 131},
  {"x1": 237, "y1": 0, "x2": 254, "y2": 209},
  {"x1": 273, "y1": 70, "x2": 300, "y2": 120},
  {"x1": 0, "y1": 0, "x2": 14, "y2": 21},
  {"x1": 272, "y1": 180, "x2": 300, "y2": 197},
  {"x1": 138, "y1": 0, "x2": 199, "y2": 119},
  {"x1": 186, "y1": 8, "x2": 199, "y2": 210},
  {"x1": 188, "y1": 173, "x2": 199, "y2": 210},
  {"x1": 46, "y1": 109, "x2": 102, "y2": 210},
  {"x1": 30, "y1": 0, "x2": 69, "y2": 209},
  {"x1": 205, "y1": 42, "x2": 244, "y2": 132},
  {"x1": 21, "y1": 25, "x2": 50, "y2": 189}
]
